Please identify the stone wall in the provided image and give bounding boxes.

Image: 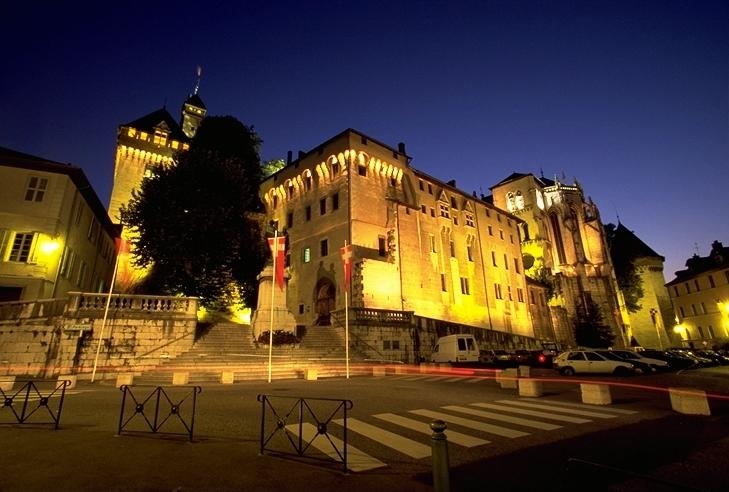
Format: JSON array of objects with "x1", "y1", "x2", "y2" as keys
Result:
[{"x1": 0, "y1": 293, "x2": 198, "y2": 378}]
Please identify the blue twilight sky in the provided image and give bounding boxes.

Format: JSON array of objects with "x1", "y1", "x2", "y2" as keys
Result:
[{"x1": 1, "y1": 0, "x2": 727, "y2": 280}]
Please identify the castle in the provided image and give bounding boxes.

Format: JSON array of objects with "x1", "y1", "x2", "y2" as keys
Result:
[{"x1": 107, "y1": 90, "x2": 676, "y2": 353}]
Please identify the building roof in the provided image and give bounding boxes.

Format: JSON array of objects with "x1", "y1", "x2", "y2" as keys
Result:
[
  {"x1": 121, "y1": 107, "x2": 188, "y2": 141},
  {"x1": 609, "y1": 222, "x2": 664, "y2": 261},
  {"x1": 0, "y1": 146, "x2": 119, "y2": 237},
  {"x1": 184, "y1": 93, "x2": 206, "y2": 110},
  {"x1": 667, "y1": 240, "x2": 729, "y2": 285},
  {"x1": 490, "y1": 172, "x2": 557, "y2": 190}
]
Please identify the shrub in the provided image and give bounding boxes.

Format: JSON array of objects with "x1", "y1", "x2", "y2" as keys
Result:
[{"x1": 258, "y1": 330, "x2": 301, "y2": 346}]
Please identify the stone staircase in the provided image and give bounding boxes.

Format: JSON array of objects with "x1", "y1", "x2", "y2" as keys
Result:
[{"x1": 133, "y1": 321, "x2": 371, "y2": 384}]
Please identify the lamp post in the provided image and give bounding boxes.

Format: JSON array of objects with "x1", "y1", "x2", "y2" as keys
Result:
[{"x1": 650, "y1": 308, "x2": 662, "y2": 350}]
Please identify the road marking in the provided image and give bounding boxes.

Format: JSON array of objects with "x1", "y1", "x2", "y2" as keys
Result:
[
  {"x1": 286, "y1": 423, "x2": 386, "y2": 472},
  {"x1": 443, "y1": 405, "x2": 562, "y2": 431},
  {"x1": 522, "y1": 398, "x2": 638, "y2": 415},
  {"x1": 409, "y1": 409, "x2": 529, "y2": 438},
  {"x1": 373, "y1": 413, "x2": 490, "y2": 447},
  {"x1": 471, "y1": 403, "x2": 592, "y2": 423},
  {"x1": 333, "y1": 418, "x2": 431, "y2": 459},
  {"x1": 496, "y1": 400, "x2": 617, "y2": 419},
  {"x1": 442, "y1": 377, "x2": 465, "y2": 383}
]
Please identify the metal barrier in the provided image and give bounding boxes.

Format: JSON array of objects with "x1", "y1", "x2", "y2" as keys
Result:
[
  {"x1": 565, "y1": 457, "x2": 709, "y2": 491},
  {"x1": 257, "y1": 394, "x2": 354, "y2": 473},
  {"x1": 117, "y1": 385, "x2": 202, "y2": 442},
  {"x1": 0, "y1": 380, "x2": 70, "y2": 429}
]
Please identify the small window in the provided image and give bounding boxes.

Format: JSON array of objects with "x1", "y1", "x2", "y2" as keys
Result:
[
  {"x1": 460, "y1": 277, "x2": 470, "y2": 295},
  {"x1": 494, "y1": 283, "x2": 503, "y2": 299},
  {"x1": 302, "y1": 247, "x2": 311, "y2": 263},
  {"x1": 708, "y1": 275, "x2": 715, "y2": 288},
  {"x1": 304, "y1": 173, "x2": 312, "y2": 191},
  {"x1": 450, "y1": 197, "x2": 457, "y2": 208},
  {"x1": 421, "y1": 205, "x2": 426, "y2": 214},
  {"x1": 491, "y1": 251, "x2": 497, "y2": 266},
  {"x1": 514, "y1": 257, "x2": 520, "y2": 273},
  {"x1": 378, "y1": 236, "x2": 387, "y2": 257},
  {"x1": 320, "y1": 198, "x2": 326, "y2": 215},
  {"x1": 419, "y1": 179, "x2": 424, "y2": 191},
  {"x1": 465, "y1": 213, "x2": 474, "y2": 227},
  {"x1": 428, "y1": 184, "x2": 433, "y2": 194},
  {"x1": 508, "y1": 286, "x2": 513, "y2": 301},
  {"x1": 320, "y1": 239, "x2": 328, "y2": 257},
  {"x1": 517, "y1": 288, "x2": 524, "y2": 303},
  {"x1": 499, "y1": 230, "x2": 504, "y2": 240},
  {"x1": 449, "y1": 241, "x2": 455, "y2": 257},
  {"x1": 9, "y1": 233, "x2": 34, "y2": 262},
  {"x1": 429, "y1": 235, "x2": 436, "y2": 253},
  {"x1": 430, "y1": 208, "x2": 435, "y2": 217},
  {"x1": 299, "y1": 304, "x2": 305, "y2": 314},
  {"x1": 332, "y1": 162, "x2": 340, "y2": 175},
  {"x1": 439, "y1": 203, "x2": 450, "y2": 218},
  {"x1": 358, "y1": 164, "x2": 367, "y2": 176},
  {"x1": 694, "y1": 279, "x2": 700, "y2": 291},
  {"x1": 504, "y1": 253, "x2": 509, "y2": 269},
  {"x1": 332, "y1": 192, "x2": 339, "y2": 211},
  {"x1": 488, "y1": 225, "x2": 493, "y2": 236},
  {"x1": 25, "y1": 176, "x2": 48, "y2": 202},
  {"x1": 273, "y1": 195, "x2": 278, "y2": 209},
  {"x1": 467, "y1": 244, "x2": 473, "y2": 262},
  {"x1": 286, "y1": 212, "x2": 293, "y2": 228},
  {"x1": 441, "y1": 274, "x2": 447, "y2": 291},
  {"x1": 305, "y1": 205, "x2": 312, "y2": 221}
]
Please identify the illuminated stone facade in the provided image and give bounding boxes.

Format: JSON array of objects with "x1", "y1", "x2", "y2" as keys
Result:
[
  {"x1": 490, "y1": 173, "x2": 625, "y2": 347},
  {"x1": 261, "y1": 129, "x2": 539, "y2": 341},
  {"x1": 607, "y1": 223, "x2": 674, "y2": 349},
  {"x1": 107, "y1": 95, "x2": 206, "y2": 289},
  {"x1": 0, "y1": 147, "x2": 117, "y2": 302},
  {"x1": 667, "y1": 241, "x2": 729, "y2": 346}
]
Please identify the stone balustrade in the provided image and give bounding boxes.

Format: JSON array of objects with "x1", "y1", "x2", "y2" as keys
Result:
[{"x1": 65, "y1": 292, "x2": 198, "y2": 318}]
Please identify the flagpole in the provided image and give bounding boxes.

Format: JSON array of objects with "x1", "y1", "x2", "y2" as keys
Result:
[
  {"x1": 268, "y1": 230, "x2": 277, "y2": 383},
  {"x1": 344, "y1": 240, "x2": 350, "y2": 379},
  {"x1": 91, "y1": 238, "x2": 122, "y2": 383}
]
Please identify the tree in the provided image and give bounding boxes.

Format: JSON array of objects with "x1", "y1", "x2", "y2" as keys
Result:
[
  {"x1": 605, "y1": 223, "x2": 644, "y2": 313},
  {"x1": 120, "y1": 116, "x2": 268, "y2": 309},
  {"x1": 261, "y1": 158, "x2": 285, "y2": 178},
  {"x1": 574, "y1": 298, "x2": 615, "y2": 348}
]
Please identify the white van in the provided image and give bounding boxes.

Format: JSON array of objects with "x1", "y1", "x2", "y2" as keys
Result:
[{"x1": 430, "y1": 334, "x2": 479, "y2": 363}]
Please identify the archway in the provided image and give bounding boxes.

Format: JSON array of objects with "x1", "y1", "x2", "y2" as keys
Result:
[{"x1": 313, "y1": 277, "x2": 336, "y2": 325}]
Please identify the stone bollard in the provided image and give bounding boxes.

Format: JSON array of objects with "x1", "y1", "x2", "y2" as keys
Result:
[
  {"x1": 580, "y1": 383, "x2": 611, "y2": 405},
  {"x1": 305, "y1": 368, "x2": 318, "y2": 381},
  {"x1": 497, "y1": 368, "x2": 519, "y2": 389},
  {"x1": 172, "y1": 372, "x2": 189, "y2": 385},
  {"x1": 372, "y1": 366, "x2": 387, "y2": 377},
  {"x1": 116, "y1": 373, "x2": 134, "y2": 388},
  {"x1": 0, "y1": 375, "x2": 16, "y2": 391},
  {"x1": 518, "y1": 378, "x2": 544, "y2": 397},
  {"x1": 669, "y1": 387, "x2": 711, "y2": 415},
  {"x1": 220, "y1": 371, "x2": 235, "y2": 384},
  {"x1": 431, "y1": 420, "x2": 450, "y2": 492},
  {"x1": 518, "y1": 365, "x2": 531, "y2": 377},
  {"x1": 57, "y1": 374, "x2": 77, "y2": 389}
]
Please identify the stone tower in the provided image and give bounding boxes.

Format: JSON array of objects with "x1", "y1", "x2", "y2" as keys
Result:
[{"x1": 107, "y1": 88, "x2": 206, "y2": 289}]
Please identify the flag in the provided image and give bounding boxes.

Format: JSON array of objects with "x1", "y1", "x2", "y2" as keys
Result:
[
  {"x1": 115, "y1": 237, "x2": 130, "y2": 255},
  {"x1": 267, "y1": 236, "x2": 286, "y2": 290},
  {"x1": 340, "y1": 244, "x2": 353, "y2": 291}
]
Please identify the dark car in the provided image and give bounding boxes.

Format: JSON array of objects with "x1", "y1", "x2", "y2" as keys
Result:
[
  {"x1": 639, "y1": 349, "x2": 696, "y2": 370},
  {"x1": 595, "y1": 350, "x2": 654, "y2": 375}
]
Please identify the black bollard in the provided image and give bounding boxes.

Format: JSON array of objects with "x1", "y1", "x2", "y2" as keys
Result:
[{"x1": 431, "y1": 419, "x2": 450, "y2": 492}]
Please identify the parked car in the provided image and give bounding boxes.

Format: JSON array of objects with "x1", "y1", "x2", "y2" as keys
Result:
[
  {"x1": 431, "y1": 334, "x2": 480, "y2": 363},
  {"x1": 479, "y1": 349, "x2": 514, "y2": 366},
  {"x1": 553, "y1": 349, "x2": 635, "y2": 376},
  {"x1": 638, "y1": 349, "x2": 697, "y2": 370},
  {"x1": 594, "y1": 350, "x2": 655, "y2": 375},
  {"x1": 667, "y1": 348, "x2": 716, "y2": 367},
  {"x1": 607, "y1": 350, "x2": 670, "y2": 373}
]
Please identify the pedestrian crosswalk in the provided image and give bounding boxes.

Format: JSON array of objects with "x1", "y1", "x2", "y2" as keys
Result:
[{"x1": 314, "y1": 397, "x2": 638, "y2": 472}]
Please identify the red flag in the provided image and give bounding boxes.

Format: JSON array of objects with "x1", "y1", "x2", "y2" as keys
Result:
[
  {"x1": 115, "y1": 237, "x2": 130, "y2": 255},
  {"x1": 340, "y1": 244, "x2": 353, "y2": 291},
  {"x1": 267, "y1": 236, "x2": 286, "y2": 290}
]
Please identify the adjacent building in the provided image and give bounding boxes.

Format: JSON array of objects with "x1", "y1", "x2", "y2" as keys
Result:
[
  {"x1": 0, "y1": 146, "x2": 118, "y2": 302},
  {"x1": 667, "y1": 241, "x2": 729, "y2": 347}
]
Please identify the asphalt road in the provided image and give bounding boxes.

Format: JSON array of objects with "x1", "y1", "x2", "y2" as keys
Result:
[{"x1": 1, "y1": 366, "x2": 728, "y2": 491}]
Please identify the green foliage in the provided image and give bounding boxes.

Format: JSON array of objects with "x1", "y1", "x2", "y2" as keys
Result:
[
  {"x1": 574, "y1": 298, "x2": 615, "y2": 348},
  {"x1": 258, "y1": 330, "x2": 301, "y2": 346},
  {"x1": 605, "y1": 223, "x2": 645, "y2": 313},
  {"x1": 528, "y1": 266, "x2": 557, "y2": 300},
  {"x1": 261, "y1": 158, "x2": 285, "y2": 178},
  {"x1": 120, "y1": 116, "x2": 268, "y2": 308}
]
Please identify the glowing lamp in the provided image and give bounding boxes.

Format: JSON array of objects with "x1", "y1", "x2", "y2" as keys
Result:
[{"x1": 40, "y1": 239, "x2": 60, "y2": 255}]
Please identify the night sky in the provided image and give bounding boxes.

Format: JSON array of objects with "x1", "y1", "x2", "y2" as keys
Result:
[{"x1": 2, "y1": 1, "x2": 727, "y2": 280}]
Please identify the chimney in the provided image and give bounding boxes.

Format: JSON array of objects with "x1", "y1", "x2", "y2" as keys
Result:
[
  {"x1": 287, "y1": 150, "x2": 293, "y2": 165},
  {"x1": 398, "y1": 142, "x2": 406, "y2": 154}
]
